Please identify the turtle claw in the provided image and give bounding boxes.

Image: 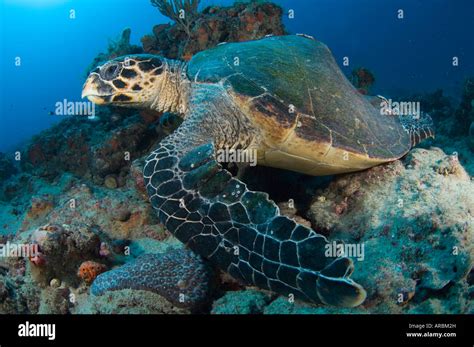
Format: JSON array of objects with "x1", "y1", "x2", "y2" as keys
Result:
[
  {"x1": 316, "y1": 275, "x2": 367, "y2": 308},
  {"x1": 321, "y1": 257, "x2": 355, "y2": 278}
]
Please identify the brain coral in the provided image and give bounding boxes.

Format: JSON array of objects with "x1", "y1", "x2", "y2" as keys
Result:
[{"x1": 90, "y1": 248, "x2": 215, "y2": 311}]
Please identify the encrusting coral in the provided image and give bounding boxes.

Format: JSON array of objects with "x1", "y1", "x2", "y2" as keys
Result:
[
  {"x1": 21, "y1": 222, "x2": 103, "y2": 287},
  {"x1": 77, "y1": 261, "x2": 107, "y2": 284},
  {"x1": 143, "y1": 1, "x2": 286, "y2": 60}
]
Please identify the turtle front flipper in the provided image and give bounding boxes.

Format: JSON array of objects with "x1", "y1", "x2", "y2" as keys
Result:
[{"x1": 144, "y1": 88, "x2": 366, "y2": 308}]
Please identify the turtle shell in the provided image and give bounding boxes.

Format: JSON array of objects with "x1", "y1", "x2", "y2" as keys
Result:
[{"x1": 187, "y1": 35, "x2": 410, "y2": 175}]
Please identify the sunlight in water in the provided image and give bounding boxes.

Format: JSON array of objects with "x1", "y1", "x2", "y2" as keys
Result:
[{"x1": 4, "y1": 0, "x2": 70, "y2": 7}]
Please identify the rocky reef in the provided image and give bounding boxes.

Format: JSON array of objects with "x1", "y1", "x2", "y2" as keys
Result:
[
  {"x1": 0, "y1": 153, "x2": 17, "y2": 182},
  {"x1": 143, "y1": 0, "x2": 286, "y2": 60},
  {"x1": 19, "y1": 108, "x2": 161, "y2": 180},
  {"x1": 0, "y1": 0, "x2": 472, "y2": 315},
  {"x1": 454, "y1": 77, "x2": 474, "y2": 136},
  {"x1": 307, "y1": 148, "x2": 473, "y2": 314}
]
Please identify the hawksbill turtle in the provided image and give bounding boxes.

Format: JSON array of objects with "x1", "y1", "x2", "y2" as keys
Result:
[{"x1": 83, "y1": 35, "x2": 434, "y2": 308}]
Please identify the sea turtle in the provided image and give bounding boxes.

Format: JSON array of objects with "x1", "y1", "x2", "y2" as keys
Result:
[{"x1": 82, "y1": 35, "x2": 433, "y2": 307}]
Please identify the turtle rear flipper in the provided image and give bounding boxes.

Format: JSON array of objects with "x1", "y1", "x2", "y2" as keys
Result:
[
  {"x1": 399, "y1": 112, "x2": 435, "y2": 147},
  {"x1": 143, "y1": 84, "x2": 366, "y2": 307}
]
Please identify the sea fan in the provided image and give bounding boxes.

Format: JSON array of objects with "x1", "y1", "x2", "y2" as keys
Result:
[{"x1": 151, "y1": 0, "x2": 201, "y2": 37}]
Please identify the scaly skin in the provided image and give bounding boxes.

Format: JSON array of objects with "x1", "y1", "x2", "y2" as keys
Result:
[
  {"x1": 83, "y1": 38, "x2": 369, "y2": 307},
  {"x1": 142, "y1": 84, "x2": 367, "y2": 307}
]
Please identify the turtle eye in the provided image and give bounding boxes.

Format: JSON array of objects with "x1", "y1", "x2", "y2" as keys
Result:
[{"x1": 101, "y1": 62, "x2": 121, "y2": 80}]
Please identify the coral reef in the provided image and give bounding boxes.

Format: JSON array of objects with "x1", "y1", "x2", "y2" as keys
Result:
[
  {"x1": 76, "y1": 289, "x2": 189, "y2": 314},
  {"x1": 391, "y1": 78, "x2": 474, "y2": 175},
  {"x1": 151, "y1": 0, "x2": 201, "y2": 37},
  {"x1": 0, "y1": 1, "x2": 472, "y2": 315},
  {"x1": 38, "y1": 286, "x2": 71, "y2": 314},
  {"x1": 410, "y1": 89, "x2": 453, "y2": 122},
  {"x1": 262, "y1": 296, "x2": 366, "y2": 314},
  {"x1": 307, "y1": 148, "x2": 473, "y2": 313},
  {"x1": 0, "y1": 273, "x2": 41, "y2": 314},
  {"x1": 0, "y1": 153, "x2": 17, "y2": 182},
  {"x1": 20, "y1": 108, "x2": 162, "y2": 180},
  {"x1": 25, "y1": 223, "x2": 102, "y2": 287},
  {"x1": 211, "y1": 289, "x2": 272, "y2": 314},
  {"x1": 91, "y1": 248, "x2": 216, "y2": 311},
  {"x1": 454, "y1": 77, "x2": 474, "y2": 135},
  {"x1": 142, "y1": 1, "x2": 286, "y2": 60}
]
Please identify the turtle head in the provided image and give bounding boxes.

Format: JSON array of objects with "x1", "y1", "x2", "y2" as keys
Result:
[{"x1": 82, "y1": 55, "x2": 188, "y2": 113}]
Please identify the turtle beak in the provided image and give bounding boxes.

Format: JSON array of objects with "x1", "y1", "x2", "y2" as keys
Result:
[{"x1": 82, "y1": 74, "x2": 112, "y2": 105}]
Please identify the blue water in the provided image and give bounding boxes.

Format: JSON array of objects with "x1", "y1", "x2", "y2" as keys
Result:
[{"x1": 1, "y1": 0, "x2": 473, "y2": 152}]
